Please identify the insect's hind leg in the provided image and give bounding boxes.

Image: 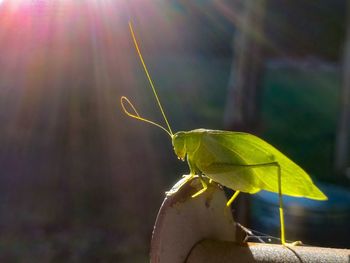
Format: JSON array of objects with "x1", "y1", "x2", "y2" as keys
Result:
[
  {"x1": 274, "y1": 163, "x2": 301, "y2": 246},
  {"x1": 231, "y1": 162, "x2": 286, "y2": 245},
  {"x1": 275, "y1": 163, "x2": 286, "y2": 245},
  {"x1": 250, "y1": 162, "x2": 286, "y2": 245}
]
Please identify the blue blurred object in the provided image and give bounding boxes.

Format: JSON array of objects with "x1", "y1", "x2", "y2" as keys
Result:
[{"x1": 251, "y1": 183, "x2": 350, "y2": 248}]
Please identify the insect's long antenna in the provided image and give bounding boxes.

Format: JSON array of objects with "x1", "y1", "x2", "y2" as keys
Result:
[
  {"x1": 121, "y1": 96, "x2": 173, "y2": 137},
  {"x1": 128, "y1": 22, "x2": 174, "y2": 136}
]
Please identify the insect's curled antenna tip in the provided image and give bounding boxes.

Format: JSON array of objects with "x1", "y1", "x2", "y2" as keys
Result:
[
  {"x1": 120, "y1": 96, "x2": 173, "y2": 138},
  {"x1": 120, "y1": 96, "x2": 141, "y2": 118}
]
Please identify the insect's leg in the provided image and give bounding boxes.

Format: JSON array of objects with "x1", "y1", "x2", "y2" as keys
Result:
[
  {"x1": 191, "y1": 174, "x2": 208, "y2": 198},
  {"x1": 218, "y1": 161, "x2": 286, "y2": 244},
  {"x1": 276, "y1": 163, "x2": 286, "y2": 245},
  {"x1": 244, "y1": 162, "x2": 286, "y2": 244},
  {"x1": 226, "y1": 190, "x2": 241, "y2": 207},
  {"x1": 186, "y1": 156, "x2": 208, "y2": 198}
]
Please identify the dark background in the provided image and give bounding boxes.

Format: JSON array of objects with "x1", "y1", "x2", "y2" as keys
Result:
[{"x1": 0, "y1": 0, "x2": 348, "y2": 261}]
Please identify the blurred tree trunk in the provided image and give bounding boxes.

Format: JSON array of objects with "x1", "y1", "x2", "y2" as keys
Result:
[
  {"x1": 334, "y1": 1, "x2": 350, "y2": 177},
  {"x1": 224, "y1": 0, "x2": 267, "y2": 133},
  {"x1": 224, "y1": 0, "x2": 267, "y2": 227}
]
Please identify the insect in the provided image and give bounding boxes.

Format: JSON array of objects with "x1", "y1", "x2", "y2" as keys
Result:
[{"x1": 121, "y1": 22, "x2": 328, "y2": 245}]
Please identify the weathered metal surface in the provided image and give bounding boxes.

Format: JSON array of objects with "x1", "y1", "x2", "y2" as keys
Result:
[
  {"x1": 186, "y1": 239, "x2": 350, "y2": 263},
  {"x1": 150, "y1": 176, "x2": 236, "y2": 263},
  {"x1": 150, "y1": 177, "x2": 350, "y2": 262}
]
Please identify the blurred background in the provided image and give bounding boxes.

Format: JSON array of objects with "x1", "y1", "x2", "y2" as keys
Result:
[{"x1": 0, "y1": 0, "x2": 349, "y2": 262}]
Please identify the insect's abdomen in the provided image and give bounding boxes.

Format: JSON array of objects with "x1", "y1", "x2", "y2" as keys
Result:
[{"x1": 192, "y1": 134, "x2": 264, "y2": 194}]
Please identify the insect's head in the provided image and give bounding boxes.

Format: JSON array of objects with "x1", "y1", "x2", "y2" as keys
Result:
[{"x1": 172, "y1": 132, "x2": 186, "y2": 161}]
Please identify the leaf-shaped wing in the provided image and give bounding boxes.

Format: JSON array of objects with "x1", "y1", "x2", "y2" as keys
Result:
[{"x1": 192, "y1": 130, "x2": 327, "y2": 200}]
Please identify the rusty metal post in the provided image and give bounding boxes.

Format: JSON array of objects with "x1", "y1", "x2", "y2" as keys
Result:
[
  {"x1": 186, "y1": 239, "x2": 350, "y2": 263},
  {"x1": 150, "y1": 177, "x2": 236, "y2": 263},
  {"x1": 150, "y1": 177, "x2": 350, "y2": 262}
]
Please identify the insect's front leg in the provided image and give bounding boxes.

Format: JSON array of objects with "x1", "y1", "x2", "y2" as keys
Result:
[
  {"x1": 187, "y1": 156, "x2": 208, "y2": 198},
  {"x1": 191, "y1": 174, "x2": 208, "y2": 198}
]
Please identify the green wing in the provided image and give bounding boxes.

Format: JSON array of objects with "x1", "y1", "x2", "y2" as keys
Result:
[{"x1": 192, "y1": 130, "x2": 327, "y2": 200}]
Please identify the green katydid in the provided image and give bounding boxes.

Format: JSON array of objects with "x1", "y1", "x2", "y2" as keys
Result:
[{"x1": 121, "y1": 22, "x2": 328, "y2": 245}]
